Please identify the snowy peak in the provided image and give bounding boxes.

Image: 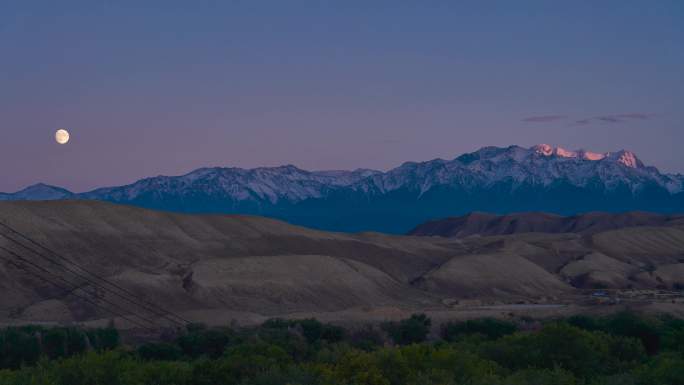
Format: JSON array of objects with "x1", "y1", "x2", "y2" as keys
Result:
[
  {"x1": 531, "y1": 144, "x2": 642, "y2": 168},
  {"x1": 531, "y1": 144, "x2": 556, "y2": 157},
  {"x1": 532, "y1": 143, "x2": 611, "y2": 161},
  {"x1": 607, "y1": 150, "x2": 643, "y2": 169},
  {"x1": 457, "y1": 144, "x2": 645, "y2": 171},
  {"x1": 532, "y1": 143, "x2": 593, "y2": 158}
]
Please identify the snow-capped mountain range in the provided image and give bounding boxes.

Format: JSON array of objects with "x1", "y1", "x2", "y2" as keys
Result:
[
  {"x1": 358, "y1": 144, "x2": 683, "y2": 195},
  {"x1": 3, "y1": 145, "x2": 683, "y2": 233},
  {"x1": 78, "y1": 166, "x2": 382, "y2": 205}
]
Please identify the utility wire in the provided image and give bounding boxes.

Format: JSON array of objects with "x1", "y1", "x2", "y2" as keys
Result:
[
  {"x1": 0, "y1": 244, "x2": 158, "y2": 328},
  {"x1": 0, "y1": 221, "x2": 189, "y2": 326},
  {"x1": 0, "y1": 247, "x2": 153, "y2": 331},
  {"x1": 0, "y1": 231, "x2": 181, "y2": 327},
  {"x1": 0, "y1": 220, "x2": 189, "y2": 325}
]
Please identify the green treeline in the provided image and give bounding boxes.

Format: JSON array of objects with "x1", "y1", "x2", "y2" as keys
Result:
[
  {"x1": 0, "y1": 325, "x2": 119, "y2": 369},
  {"x1": 1, "y1": 312, "x2": 683, "y2": 385}
]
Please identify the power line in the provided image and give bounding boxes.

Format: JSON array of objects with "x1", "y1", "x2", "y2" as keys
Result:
[
  {"x1": 0, "y1": 231, "x2": 181, "y2": 327},
  {"x1": 0, "y1": 221, "x2": 189, "y2": 326},
  {"x1": 0, "y1": 244, "x2": 158, "y2": 328},
  {"x1": 0, "y1": 247, "x2": 154, "y2": 331},
  {"x1": 0, "y1": 220, "x2": 189, "y2": 325}
]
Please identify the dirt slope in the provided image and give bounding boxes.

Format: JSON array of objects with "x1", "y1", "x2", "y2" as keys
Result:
[
  {"x1": 0, "y1": 201, "x2": 682, "y2": 328},
  {"x1": 409, "y1": 211, "x2": 684, "y2": 238}
]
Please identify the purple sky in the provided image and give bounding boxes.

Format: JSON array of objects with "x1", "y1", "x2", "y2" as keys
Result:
[{"x1": 1, "y1": 1, "x2": 683, "y2": 193}]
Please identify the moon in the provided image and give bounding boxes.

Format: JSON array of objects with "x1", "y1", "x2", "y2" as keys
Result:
[{"x1": 55, "y1": 129, "x2": 70, "y2": 144}]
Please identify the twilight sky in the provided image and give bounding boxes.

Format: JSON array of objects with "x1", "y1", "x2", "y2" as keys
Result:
[{"x1": 1, "y1": 1, "x2": 683, "y2": 192}]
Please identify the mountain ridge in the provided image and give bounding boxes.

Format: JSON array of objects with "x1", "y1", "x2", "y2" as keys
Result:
[{"x1": 2, "y1": 144, "x2": 683, "y2": 233}]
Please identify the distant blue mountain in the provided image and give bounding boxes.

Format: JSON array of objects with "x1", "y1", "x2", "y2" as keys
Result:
[
  {"x1": 3, "y1": 145, "x2": 683, "y2": 233},
  {"x1": 0, "y1": 183, "x2": 74, "y2": 201}
]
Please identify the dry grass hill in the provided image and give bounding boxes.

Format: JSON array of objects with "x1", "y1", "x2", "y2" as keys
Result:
[
  {"x1": 0, "y1": 201, "x2": 683, "y2": 329},
  {"x1": 409, "y1": 211, "x2": 684, "y2": 238}
]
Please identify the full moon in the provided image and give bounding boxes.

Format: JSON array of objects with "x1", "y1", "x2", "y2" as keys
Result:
[{"x1": 55, "y1": 129, "x2": 70, "y2": 144}]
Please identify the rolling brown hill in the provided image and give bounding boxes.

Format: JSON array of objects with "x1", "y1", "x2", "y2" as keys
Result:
[
  {"x1": 408, "y1": 211, "x2": 684, "y2": 238},
  {"x1": 0, "y1": 201, "x2": 683, "y2": 329}
]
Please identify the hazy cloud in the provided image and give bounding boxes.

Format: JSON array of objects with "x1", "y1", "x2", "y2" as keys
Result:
[
  {"x1": 524, "y1": 113, "x2": 656, "y2": 126},
  {"x1": 596, "y1": 116, "x2": 621, "y2": 123},
  {"x1": 574, "y1": 113, "x2": 656, "y2": 125},
  {"x1": 612, "y1": 113, "x2": 656, "y2": 120},
  {"x1": 522, "y1": 115, "x2": 567, "y2": 123}
]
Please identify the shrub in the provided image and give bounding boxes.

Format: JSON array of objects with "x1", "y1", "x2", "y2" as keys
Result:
[
  {"x1": 605, "y1": 312, "x2": 660, "y2": 355},
  {"x1": 176, "y1": 328, "x2": 233, "y2": 359},
  {"x1": 52, "y1": 350, "x2": 130, "y2": 385},
  {"x1": 567, "y1": 315, "x2": 603, "y2": 332},
  {"x1": 220, "y1": 342, "x2": 293, "y2": 382},
  {"x1": 257, "y1": 326, "x2": 311, "y2": 361},
  {"x1": 87, "y1": 327, "x2": 120, "y2": 351},
  {"x1": 297, "y1": 319, "x2": 325, "y2": 344},
  {"x1": 261, "y1": 318, "x2": 291, "y2": 330},
  {"x1": 64, "y1": 328, "x2": 88, "y2": 357},
  {"x1": 123, "y1": 360, "x2": 192, "y2": 385},
  {"x1": 320, "y1": 324, "x2": 345, "y2": 344},
  {"x1": 660, "y1": 316, "x2": 684, "y2": 355},
  {"x1": 633, "y1": 353, "x2": 684, "y2": 385},
  {"x1": 481, "y1": 323, "x2": 619, "y2": 378},
  {"x1": 590, "y1": 373, "x2": 638, "y2": 385},
  {"x1": 382, "y1": 314, "x2": 431, "y2": 346},
  {"x1": 138, "y1": 342, "x2": 183, "y2": 361},
  {"x1": 505, "y1": 368, "x2": 577, "y2": 385},
  {"x1": 42, "y1": 328, "x2": 68, "y2": 359},
  {"x1": 0, "y1": 328, "x2": 41, "y2": 369},
  {"x1": 263, "y1": 318, "x2": 346, "y2": 345},
  {"x1": 441, "y1": 318, "x2": 518, "y2": 341},
  {"x1": 334, "y1": 350, "x2": 390, "y2": 385},
  {"x1": 348, "y1": 326, "x2": 385, "y2": 351}
]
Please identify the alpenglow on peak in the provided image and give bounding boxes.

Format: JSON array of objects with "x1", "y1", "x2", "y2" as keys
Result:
[{"x1": 531, "y1": 144, "x2": 640, "y2": 168}]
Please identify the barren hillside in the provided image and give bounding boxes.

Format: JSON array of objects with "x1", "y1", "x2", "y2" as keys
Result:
[
  {"x1": 0, "y1": 201, "x2": 683, "y2": 328},
  {"x1": 409, "y1": 211, "x2": 684, "y2": 238}
]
